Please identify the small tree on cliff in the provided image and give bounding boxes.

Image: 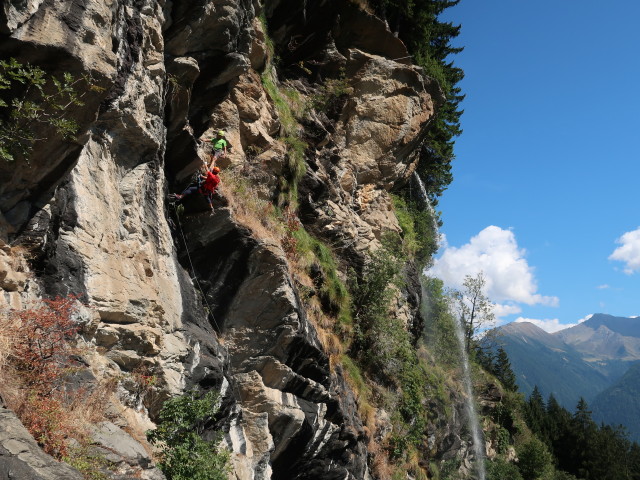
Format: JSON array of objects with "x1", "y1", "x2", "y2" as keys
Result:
[
  {"x1": 450, "y1": 271, "x2": 495, "y2": 352},
  {"x1": 0, "y1": 58, "x2": 96, "y2": 162},
  {"x1": 147, "y1": 389, "x2": 229, "y2": 480}
]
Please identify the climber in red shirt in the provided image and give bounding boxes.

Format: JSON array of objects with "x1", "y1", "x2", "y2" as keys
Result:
[{"x1": 170, "y1": 166, "x2": 221, "y2": 212}]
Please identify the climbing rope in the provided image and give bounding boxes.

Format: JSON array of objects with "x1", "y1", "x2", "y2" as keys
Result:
[
  {"x1": 171, "y1": 203, "x2": 222, "y2": 332},
  {"x1": 170, "y1": 203, "x2": 246, "y2": 405}
]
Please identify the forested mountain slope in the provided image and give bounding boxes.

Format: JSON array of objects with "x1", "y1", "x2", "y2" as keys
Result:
[
  {"x1": 497, "y1": 317, "x2": 640, "y2": 446},
  {"x1": 592, "y1": 362, "x2": 640, "y2": 443},
  {"x1": 496, "y1": 321, "x2": 611, "y2": 404}
]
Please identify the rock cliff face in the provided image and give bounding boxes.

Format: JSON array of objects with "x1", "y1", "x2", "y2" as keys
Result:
[{"x1": 0, "y1": 1, "x2": 467, "y2": 479}]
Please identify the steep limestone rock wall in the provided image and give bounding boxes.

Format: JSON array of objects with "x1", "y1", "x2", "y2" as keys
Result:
[
  {"x1": 175, "y1": 211, "x2": 368, "y2": 478},
  {"x1": 0, "y1": 0, "x2": 117, "y2": 236},
  {"x1": 0, "y1": 1, "x2": 226, "y2": 477},
  {"x1": 0, "y1": 0, "x2": 452, "y2": 479},
  {"x1": 264, "y1": 0, "x2": 444, "y2": 266}
]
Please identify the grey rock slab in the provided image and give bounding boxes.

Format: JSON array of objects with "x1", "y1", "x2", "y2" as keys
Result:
[
  {"x1": 0, "y1": 407, "x2": 83, "y2": 480},
  {"x1": 89, "y1": 421, "x2": 152, "y2": 468}
]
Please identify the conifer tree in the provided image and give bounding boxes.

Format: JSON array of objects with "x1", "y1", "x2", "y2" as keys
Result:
[
  {"x1": 526, "y1": 386, "x2": 546, "y2": 437},
  {"x1": 493, "y1": 347, "x2": 518, "y2": 392},
  {"x1": 515, "y1": 392, "x2": 640, "y2": 479},
  {"x1": 569, "y1": 398, "x2": 598, "y2": 478},
  {"x1": 573, "y1": 397, "x2": 594, "y2": 430}
]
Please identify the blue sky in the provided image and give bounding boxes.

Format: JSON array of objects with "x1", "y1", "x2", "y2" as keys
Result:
[{"x1": 427, "y1": 1, "x2": 640, "y2": 332}]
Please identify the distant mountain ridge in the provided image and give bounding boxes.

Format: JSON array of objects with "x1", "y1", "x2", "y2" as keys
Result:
[
  {"x1": 578, "y1": 313, "x2": 640, "y2": 338},
  {"x1": 556, "y1": 314, "x2": 640, "y2": 361},
  {"x1": 496, "y1": 314, "x2": 640, "y2": 441},
  {"x1": 496, "y1": 321, "x2": 613, "y2": 406}
]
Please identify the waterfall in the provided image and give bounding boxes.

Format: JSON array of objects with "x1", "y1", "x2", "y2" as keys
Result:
[
  {"x1": 452, "y1": 304, "x2": 487, "y2": 480},
  {"x1": 416, "y1": 171, "x2": 486, "y2": 479},
  {"x1": 412, "y1": 171, "x2": 429, "y2": 204},
  {"x1": 412, "y1": 172, "x2": 441, "y2": 245}
]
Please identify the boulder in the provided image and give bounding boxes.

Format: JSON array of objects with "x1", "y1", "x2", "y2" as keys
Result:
[{"x1": 0, "y1": 407, "x2": 83, "y2": 480}]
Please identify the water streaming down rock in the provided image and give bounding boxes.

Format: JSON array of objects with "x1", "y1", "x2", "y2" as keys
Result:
[
  {"x1": 452, "y1": 305, "x2": 487, "y2": 480},
  {"x1": 412, "y1": 172, "x2": 441, "y2": 244},
  {"x1": 416, "y1": 171, "x2": 486, "y2": 479}
]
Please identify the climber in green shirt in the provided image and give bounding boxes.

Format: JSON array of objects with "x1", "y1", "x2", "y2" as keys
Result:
[{"x1": 208, "y1": 130, "x2": 228, "y2": 167}]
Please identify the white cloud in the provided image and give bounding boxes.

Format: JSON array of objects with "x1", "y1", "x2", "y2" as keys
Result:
[
  {"x1": 427, "y1": 226, "x2": 558, "y2": 308},
  {"x1": 609, "y1": 227, "x2": 640, "y2": 274},
  {"x1": 596, "y1": 284, "x2": 610, "y2": 290},
  {"x1": 514, "y1": 317, "x2": 573, "y2": 333},
  {"x1": 576, "y1": 314, "x2": 593, "y2": 324},
  {"x1": 493, "y1": 303, "x2": 522, "y2": 319},
  {"x1": 438, "y1": 232, "x2": 449, "y2": 250}
]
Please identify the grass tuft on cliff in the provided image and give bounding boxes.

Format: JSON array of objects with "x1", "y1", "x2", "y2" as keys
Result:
[
  {"x1": 260, "y1": 68, "x2": 308, "y2": 208},
  {"x1": 391, "y1": 193, "x2": 440, "y2": 266}
]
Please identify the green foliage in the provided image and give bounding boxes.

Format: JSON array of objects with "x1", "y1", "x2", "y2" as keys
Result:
[
  {"x1": 484, "y1": 378, "x2": 640, "y2": 480},
  {"x1": 349, "y1": 234, "x2": 405, "y2": 369},
  {"x1": 258, "y1": 13, "x2": 275, "y2": 62},
  {"x1": 518, "y1": 390, "x2": 640, "y2": 480},
  {"x1": 64, "y1": 446, "x2": 113, "y2": 480},
  {"x1": 147, "y1": 390, "x2": 229, "y2": 480},
  {"x1": 482, "y1": 347, "x2": 518, "y2": 392},
  {"x1": 310, "y1": 69, "x2": 351, "y2": 114},
  {"x1": 524, "y1": 387, "x2": 547, "y2": 439},
  {"x1": 421, "y1": 276, "x2": 458, "y2": 366},
  {"x1": 340, "y1": 354, "x2": 368, "y2": 396},
  {"x1": 495, "y1": 348, "x2": 518, "y2": 391},
  {"x1": 486, "y1": 457, "x2": 524, "y2": 480},
  {"x1": 437, "y1": 458, "x2": 462, "y2": 480},
  {"x1": 450, "y1": 271, "x2": 495, "y2": 352},
  {"x1": 0, "y1": 58, "x2": 95, "y2": 162},
  {"x1": 349, "y1": 236, "x2": 401, "y2": 337},
  {"x1": 291, "y1": 224, "x2": 352, "y2": 330},
  {"x1": 280, "y1": 135, "x2": 308, "y2": 206},
  {"x1": 347, "y1": 234, "x2": 434, "y2": 453},
  {"x1": 490, "y1": 390, "x2": 523, "y2": 438},
  {"x1": 389, "y1": 353, "x2": 430, "y2": 453},
  {"x1": 261, "y1": 69, "x2": 308, "y2": 207},
  {"x1": 494, "y1": 427, "x2": 512, "y2": 454},
  {"x1": 552, "y1": 472, "x2": 578, "y2": 480},
  {"x1": 516, "y1": 437, "x2": 554, "y2": 480},
  {"x1": 391, "y1": 194, "x2": 439, "y2": 266},
  {"x1": 261, "y1": 69, "x2": 298, "y2": 135}
]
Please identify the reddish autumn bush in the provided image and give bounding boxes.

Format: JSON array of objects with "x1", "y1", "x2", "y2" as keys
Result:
[
  {"x1": 18, "y1": 394, "x2": 75, "y2": 457},
  {"x1": 281, "y1": 207, "x2": 301, "y2": 261},
  {"x1": 4, "y1": 296, "x2": 82, "y2": 458},
  {"x1": 10, "y1": 296, "x2": 79, "y2": 393}
]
